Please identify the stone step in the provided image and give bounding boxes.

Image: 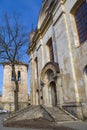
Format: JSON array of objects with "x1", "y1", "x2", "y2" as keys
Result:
[
  {"x1": 4, "y1": 105, "x2": 55, "y2": 125},
  {"x1": 51, "y1": 115, "x2": 73, "y2": 120},
  {"x1": 45, "y1": 106, "x2": 74, "y2": 122},
  {"x1": 7, "y1": 105, "x2": 37, "y2": 119}
]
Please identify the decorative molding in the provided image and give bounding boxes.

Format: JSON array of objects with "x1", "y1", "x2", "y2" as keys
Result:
[{"x1": 60, "y1": 0, "x2": 66, "y2": 4}]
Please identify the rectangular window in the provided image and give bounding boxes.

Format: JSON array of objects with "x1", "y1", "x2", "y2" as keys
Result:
[
  {"x1": 75, "y1": 1, "x2": 87, "y2": 43},
  {"x1": 18, "y1": 71, "x2": 21, "y2": 81},
  {"x1": 11, "y1": 71, "x2": 15, "y2": 81}
]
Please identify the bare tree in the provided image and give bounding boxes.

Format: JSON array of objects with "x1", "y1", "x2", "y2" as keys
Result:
[{"x1": 0, "y1": 13, "x2": 29, "y2": 111}]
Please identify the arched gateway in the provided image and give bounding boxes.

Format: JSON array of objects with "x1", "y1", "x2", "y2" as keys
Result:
[{"x1": 40, "y1": 62, "x2": 60, "y2": 107}]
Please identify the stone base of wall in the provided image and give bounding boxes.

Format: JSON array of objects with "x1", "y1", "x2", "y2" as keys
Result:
[
  {"x1": 0, "y1": 102, "x2": 4, "y2": 109},
  {"x1": 81, "y1": 102, "x2": 87, "y2": 120},
  {"x1": 19, "y1": 102, "x2": 28, "y2": 110},
  {"x1": 1, "y1": 102, "x2": 28, "y2": 112},
  {"x1": 58, "y1": 102, "x2": 86, "y2": 120}
]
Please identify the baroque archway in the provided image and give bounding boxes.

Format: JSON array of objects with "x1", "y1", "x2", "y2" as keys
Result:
[{"x1": 40, "y1": 62, "x2": 60, "y2": 106}]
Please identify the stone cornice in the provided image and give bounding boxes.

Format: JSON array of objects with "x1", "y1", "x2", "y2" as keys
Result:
[
  {"x1": 28, "y1": 14, "x2": 52, "y2": 54},
  {"x1": 3, "y1": 61, "x2": 28, "y2": 67},
  {"x1": 28, "y1": 0, "x2": 61, "y2": 54}
]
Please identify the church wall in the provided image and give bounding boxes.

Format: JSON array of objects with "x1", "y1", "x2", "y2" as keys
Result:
[
  {"x1": 40, "y1": 0, "x2": 87, "y2": 118},
  {"x1": 64, "y1": 0, "x2": 87, "y2": 118},
  {"x1": 29, "y1": 60, "x2": 33, "y2": 105},
  {"x1": 64, "y1": 0, "x2": 87, "y2": 102},
  {"x1": 53, "y1": 3, "x2": 76, "y2": 103},
  {"x1": 41, "y1": 25, "x2": 53, "y2": 65},
  {"x1": 30, "y1": 26, "x2": 54, "y2": 105},
  {"x1": 29, "y1": 0, "x2": 87, "y2": 119},
  {"x1": 29, "y1": 58, "x2": 36, "y2": 105}
]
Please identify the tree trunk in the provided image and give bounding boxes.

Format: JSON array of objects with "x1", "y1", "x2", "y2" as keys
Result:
[
  {"x1": 12, "y1": 64, "x2": 19, "y2": 111},
  {"x1": 14, "y1": 90, "x2": 19, "y2": 111}
]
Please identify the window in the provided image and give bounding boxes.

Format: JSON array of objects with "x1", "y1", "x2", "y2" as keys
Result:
[
  {"x1": 75, "y1": 1, "x2": 87, "y2": 43},
  {"x1": 11, "y1": 71, "x2": 15, "y2": 81},
  {"x1": 35, "y1": 58, "x2": 38, "y2": 77},
  {"x1": 83, "y1": 65, "x2": 87, "y2": 75},
  {"x1": 46, "y1": 69, "x2": 54, "y2": 81},
  {"x1": 18, "y1": 71, "x2": 21, "y2": 81},
  {"x1": 83, "y1": 65, "x2": 87, "y2": 97},
  {"x1": 47, "y1": 39, "x2": 54, "y2": 62}
]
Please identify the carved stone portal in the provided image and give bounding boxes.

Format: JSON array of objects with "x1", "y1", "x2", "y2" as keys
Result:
[{"x1": 40, "y1": 62, "x2": 60, "y2": 107}]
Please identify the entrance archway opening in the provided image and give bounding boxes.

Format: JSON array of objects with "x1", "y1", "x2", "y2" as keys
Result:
[
  {"x1": 50, "y1": 82, "x2": 57, "y2": 106},
  {"x1": 40, "y1": 62, "x2": 60, "y2": 106}
]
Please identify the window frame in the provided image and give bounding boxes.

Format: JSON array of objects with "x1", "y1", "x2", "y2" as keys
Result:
[
  {"x1": 47, "y1": 38, "x2": 54, "y2": 62},
  {"x1": 70, "y1": 0, "x2": 87, "y2": 47},
  {"x1": 18, "y1": 71, "x2": 21, "y2": 81},
  {"x1": 11, "y1": 71, "x2": 15, "y2": 81},
  {"x1": 74, "y1": 1, "x2": 87, "y2": 44}
]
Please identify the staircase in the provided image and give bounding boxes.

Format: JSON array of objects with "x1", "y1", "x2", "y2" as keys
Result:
[
  {"x1": 42, "y1": 105, "x2": 77, "y2": 122},
  {"x1": 4, "y1": 105, "x2": 78, "y2": 126},
  {"x1": 6, "y1": 105, "x2": 35, "y2": 119},
  {"x1": 4, "y1": 105, "x2": 54, "y2": 124}
]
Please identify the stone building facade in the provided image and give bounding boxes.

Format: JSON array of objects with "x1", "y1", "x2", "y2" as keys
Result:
[
  {"x1": 28, "y1": 0, "x2": 87, "y2": 120},
  {"x1": 2, "y1": 62, "x2": 28, "y2": 111},
  {"x1": 0, "y1": 95, "x2": 2, "y2": 102}
]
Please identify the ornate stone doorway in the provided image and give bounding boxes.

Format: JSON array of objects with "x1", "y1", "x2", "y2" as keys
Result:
[{"x1": 40, "y1": 62, "x2": 60, "y2": 107}]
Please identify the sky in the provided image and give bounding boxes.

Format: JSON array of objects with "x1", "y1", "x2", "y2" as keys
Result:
[
  {"x1": 0, "y1": 0, "x2": 42, "y2": 94},
  {"x1": 0, "y1": 0, "x2": 42, "y2": 30}
]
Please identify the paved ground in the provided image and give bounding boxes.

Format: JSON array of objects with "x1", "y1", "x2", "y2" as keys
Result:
[
  {"x1": 60, "y1": 121, "x2": 87, "y2": 130},
  {"x1": 0, "y1": 115, "x2": 34, "y2": 130},
  {"x1": 0, "y1": 114, "x2": 87, "y2": 130}
]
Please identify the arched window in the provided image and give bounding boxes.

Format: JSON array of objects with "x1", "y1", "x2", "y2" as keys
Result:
[
  {"x1": 46, "y1": 69, "x2": 54, "y2": 81},
  {"x1": 35, "y1": 58, "x2": 38, "y2": 78},
  {"x1": 75, "y1": 1, "x2": 87, "y2": 43},
  {"x1": 18, "y1": 71, "x2": 21, "y2": 81},
  {"x1": 47, "y1": 38, "x2": 54, "y2": 62}
]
